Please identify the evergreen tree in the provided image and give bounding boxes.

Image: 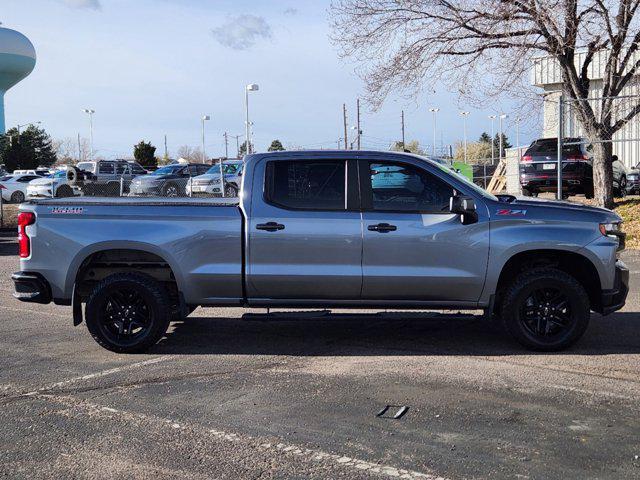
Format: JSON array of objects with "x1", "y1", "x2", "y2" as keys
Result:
[
  {"x1": 493, "y1": 133, "x2": 512, "y2": 157},
  {"x1": 479, "y1": 132, "x2": 492, "y2": 143},
  {"x1": 0, "y1": 125, "x2": 57, "y2": 172},
  {"x1": 238, "y1": 140, "x2": 254, "y2": 157},
  {"x1": 133, "y1": 140, "x2": 158, "y2": 169},
  {"x1": 267, "y1": 139, "x2": 285, "y2": 152}
]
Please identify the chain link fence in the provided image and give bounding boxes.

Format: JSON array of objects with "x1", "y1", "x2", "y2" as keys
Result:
[{"x1": 546, "y1": 93, "x2": 640, "y2": 199}]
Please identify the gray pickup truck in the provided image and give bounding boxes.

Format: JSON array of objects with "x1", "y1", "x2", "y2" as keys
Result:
[{"x1": 12, "y1": 151, "x2": 629, "y2": 353}]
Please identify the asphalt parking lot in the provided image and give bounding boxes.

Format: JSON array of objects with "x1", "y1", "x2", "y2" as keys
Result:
[{"x1": 1, "y1": 233, "x2": 639, "y2": 479}]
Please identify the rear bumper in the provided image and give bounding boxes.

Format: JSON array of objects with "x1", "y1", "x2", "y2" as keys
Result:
[
  {"x1": 600, "y1": 260, "x2": 629, "y2": 315},
  {"x1": 11, "y1": 271, "x2": 52, "y2": 304},
  {"x1": 521, "y1": 177, "x2": 588, "y2": 193}
]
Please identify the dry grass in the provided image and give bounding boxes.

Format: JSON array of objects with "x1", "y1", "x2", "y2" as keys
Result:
[
  {"x1": 0, "y1": 203, "x2": 19, "y2": 230},
  {"x1": 614, "y1": 198, "x2": 640, "y2": 250}
]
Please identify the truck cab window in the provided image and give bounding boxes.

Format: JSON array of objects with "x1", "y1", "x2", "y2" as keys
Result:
[
  {"x1": 266, "y1": 160, "x2": 346, "y2": 210},
  {"x1": 368, "y1": 162, "x2": 453, "y2": 213}
]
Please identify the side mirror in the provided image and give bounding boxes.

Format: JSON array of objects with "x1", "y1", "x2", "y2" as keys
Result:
[{"x1": 450, "y1": 195, "x2": 478, "y2": 225}]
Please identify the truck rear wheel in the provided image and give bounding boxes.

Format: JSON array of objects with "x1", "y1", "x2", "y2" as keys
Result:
[
  {"x1": 499, "y1": 268, "x2": 590, "y2": 351},
  {"x1": 85, "y1": 272, "x2": 171, "y2": 353}
]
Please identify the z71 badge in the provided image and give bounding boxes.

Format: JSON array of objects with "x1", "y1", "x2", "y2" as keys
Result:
[
  {"x1": 51, "y1": 207, "x2": 84, "y2": 215},
  {"x1": 496, "y1": 209, "x2": 527, "y2": 216}
]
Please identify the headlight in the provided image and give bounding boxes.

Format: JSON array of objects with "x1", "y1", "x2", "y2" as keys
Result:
[
  {"x1": 599, "y1": 222, "x2": 621, "y2": 235},
  {"x1": 600, "y1": 222, "x2": 625, "y2": 251},
  {"x1": 628, "y1": 174, "x2": 638, "y2": 180}
]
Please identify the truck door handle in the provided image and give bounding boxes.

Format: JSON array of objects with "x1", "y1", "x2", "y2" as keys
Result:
[
  {"x1": 368, "y1": 223, "x2": 397, "y2": 233},
  {"x1": 256, "y1": 222, "x2": 285, "y2": 232}
]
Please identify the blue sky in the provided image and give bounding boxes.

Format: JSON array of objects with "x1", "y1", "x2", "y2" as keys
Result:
[{"x1": 2, "y1": 0, "x2": 533, "y2": 159}]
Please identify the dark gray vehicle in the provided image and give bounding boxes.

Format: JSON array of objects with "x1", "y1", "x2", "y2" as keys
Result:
[
  {"x1": 521, "y1": 138, "x2": 628, "y2": 198},
  {"x1": 12, "y1": 151, "x2": 628, "y2": 353},
  {"x1": 129, "y1": 163, "x2": 210, "y2": 197}
]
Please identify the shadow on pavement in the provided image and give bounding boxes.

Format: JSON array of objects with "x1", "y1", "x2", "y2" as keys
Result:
[
  {"x1": 0, "y1": 236, "x2": 16, "y2": 257},
  {"x1": 154, "y1": 310, "x2": 640, "y2": 356}
]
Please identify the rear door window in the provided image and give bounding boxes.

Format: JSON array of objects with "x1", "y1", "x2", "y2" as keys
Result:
[
  {"x1": 265, "y1": 160, "x2": 346, "y2": 210},
  {"x1": 98, "y1": 162, "x2": 115, "y2": 174}
]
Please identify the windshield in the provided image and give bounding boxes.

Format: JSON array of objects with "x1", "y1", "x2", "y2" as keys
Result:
[
  {"x1": 206, "y1": 163, "x2": 242, "y2": 175},
  {"x1": 150, "y1": 165, "x2": 184, "y2": 175},
  {"x1": 0, "y1": 175, "x2": 13, "y2": 181},
  {"x1": 54, "y1": 171, "x2": 66, "y2": 178},
  {"x1": 414, "y1": 155, "x2": 498, "y2": 201}
]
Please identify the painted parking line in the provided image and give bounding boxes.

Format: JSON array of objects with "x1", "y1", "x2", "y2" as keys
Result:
[
  {"x1": 39, "y1": 393, "x2": 445, "y2": 480},
  {"x1": 23, "y1": 355, "x2": 172, "y2": 396}
]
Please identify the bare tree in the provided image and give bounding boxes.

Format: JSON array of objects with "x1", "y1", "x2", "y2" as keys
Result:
[
  {"x1": 176, "y1": 145, "x2": 203, "y2": 163},
  {"x1": 52, "y1": 137, "x2": 91, "y2": 164},
  {"x1": 331, "y1": 0, "x2": 640, "y2": 207}
]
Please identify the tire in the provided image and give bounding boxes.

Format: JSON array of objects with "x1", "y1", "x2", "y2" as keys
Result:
[
  {"x1": 499, "y1": 268, "x2": 590, "y2": 351},
  {"x1": 584, "y1": 184, "x2": 594, "y2": 199},
  {"x1": 10, "y1": 191, "x2": 25, "y2": 203},
  {"x1": 85, "y1": 272, "x2": 171, "y2": 353},
  {"x1": 616, "y1": 176, "x2": 627, "y2": 198},
  {"x1": 56, "y1": 185, "x2": 73, "y2": 198},
  {"x1": 522, "y1": 188, "x2": 532, "y2": 197},
  {"x1": 224, "y1": 184, "x2": 238, "y2": 197},
  {"x1": 162, "y1": 183, "x2": 179, "y2": 197}
]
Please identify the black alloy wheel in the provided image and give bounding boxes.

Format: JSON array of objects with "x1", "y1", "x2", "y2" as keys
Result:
[
  {"x1": 85, "y1": 272, "x2": 171, "y2": 353},
  {"x1": 499, "y1": 268, "x2": 590, "y2": 351}
]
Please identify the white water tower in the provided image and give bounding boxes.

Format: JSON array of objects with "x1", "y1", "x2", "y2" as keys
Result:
[{"x1": 0, "y1": 27, "x2": 36, "y2": 133}]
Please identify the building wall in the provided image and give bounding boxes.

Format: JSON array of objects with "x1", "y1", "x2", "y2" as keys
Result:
[{"x1": 536, "y1": 54, "x2": 640, "y2": 168}]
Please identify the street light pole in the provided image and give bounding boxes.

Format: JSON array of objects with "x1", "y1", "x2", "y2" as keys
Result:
[
  {"x1": 429, "y1": 108, "x2": 439, "y2": 156},
  {"x1": 245, "y1": 84, "x2": 259, "y2": 155},
  {"x1": 16, "y1": 121, "x2": 41, "y2": 134},
  {"x1": 83, "y1": 109, "x2": 95, "y2": 160},
  {"x1": 460, "y1": 111, "x2": 470, "y2": 163},
  {"x1": 488, "y1": 115, "x2": 496, "y2": 163},
  {"x1": 201, "y1": 115, "x2": 211, "y2": 164},
  {"x1": 499, "y1": 113, "x2": 508, "y2": 160}
]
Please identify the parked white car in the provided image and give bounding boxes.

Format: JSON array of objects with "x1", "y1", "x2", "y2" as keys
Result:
[
  {"x1": 0, "y1": 173, "x2": 42, "y2": 203},
  {"x1": 186, "y1": 160, "x2": 244, "y2": 197},
  {"x1": 26, "y1": 170, "x2": 82, "y2": 198}
]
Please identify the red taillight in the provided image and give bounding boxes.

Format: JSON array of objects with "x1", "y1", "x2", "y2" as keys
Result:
[
  {"x1": 0, "y1": 184, "x2": 5, "y2": 189},
  {"x1": 521, "y1": 155, "x2": 532, "y2": 162},
  {"x1": 567, "y1": 154, "x2": 589, "y2": 161},
  {"x1": 17, "y1": 212, "x2": 35, "y2": 258}
]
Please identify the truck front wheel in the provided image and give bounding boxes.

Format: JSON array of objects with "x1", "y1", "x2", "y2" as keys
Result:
[
  {"x1": 85, "y1": 272, "x2": 171, "y2": 353},
  {"x1": 499, "y1": 268, "x2": 590, "y2": 351}
]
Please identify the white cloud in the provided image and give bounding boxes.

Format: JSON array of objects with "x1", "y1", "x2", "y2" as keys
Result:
[
  {"x1": 62, "y1": 0, "x2": 101, "y2": 9},
  {"x1": 211, "y1": 15, "x2": 272, "y2": 51}
]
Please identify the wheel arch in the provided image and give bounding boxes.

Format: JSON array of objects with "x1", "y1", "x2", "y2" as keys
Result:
[
  {"x1": 66, "y1": 241, "x2": 185, "y2": 299},
  {"x1": 493, "y1": 249, "x2": 602, "y2": 313}
]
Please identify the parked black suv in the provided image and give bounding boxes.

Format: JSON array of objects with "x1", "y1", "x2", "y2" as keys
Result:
[{"x1": 520, "y1": 138, "x2": 628, "y2": 198}]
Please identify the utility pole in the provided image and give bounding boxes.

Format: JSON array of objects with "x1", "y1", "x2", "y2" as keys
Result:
[
  {"x1": 77, "y1": 133, "x2": 81, "y2": 161},
  {"x1": 342, "y1": 104, "x2": 348, "y2": 150},
  {"x1": 401, "y1": 110, "x2": 405, "y2": 149},
  {"x1": 223, "y1": 132, "x2": 229, "y2": 158},
  {"x1": 356, "y1": 98, "x2": 361, "y2": 150},
  {"x1": 164, "y1": 134, "x2": 168, "y2": 159}
]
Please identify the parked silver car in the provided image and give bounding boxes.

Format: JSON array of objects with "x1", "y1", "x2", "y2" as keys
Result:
[{"x1": 186, "y1": 160, "x2": 244, "y2": 197}]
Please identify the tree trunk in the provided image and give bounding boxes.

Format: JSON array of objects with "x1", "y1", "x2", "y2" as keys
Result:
[{"x1": 590, "y1": 132, "x2": 614, "y2": 209}]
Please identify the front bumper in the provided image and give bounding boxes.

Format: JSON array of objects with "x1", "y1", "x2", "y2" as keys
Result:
[
  {"x1": 600, "y1": 260, "x2": 629, "y2": 315},
  {"x1": 12, "y1": 271, "x2": 52, "y2": 304}
]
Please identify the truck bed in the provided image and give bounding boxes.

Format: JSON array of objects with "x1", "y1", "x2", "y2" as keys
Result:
[{"x1": 21, "y1": 197, "x2": 244, "y2": 304}]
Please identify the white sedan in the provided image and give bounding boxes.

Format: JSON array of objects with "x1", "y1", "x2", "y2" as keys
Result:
[{"x1": 0, "y1": 173, "x2": 42, "y2": 203}]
